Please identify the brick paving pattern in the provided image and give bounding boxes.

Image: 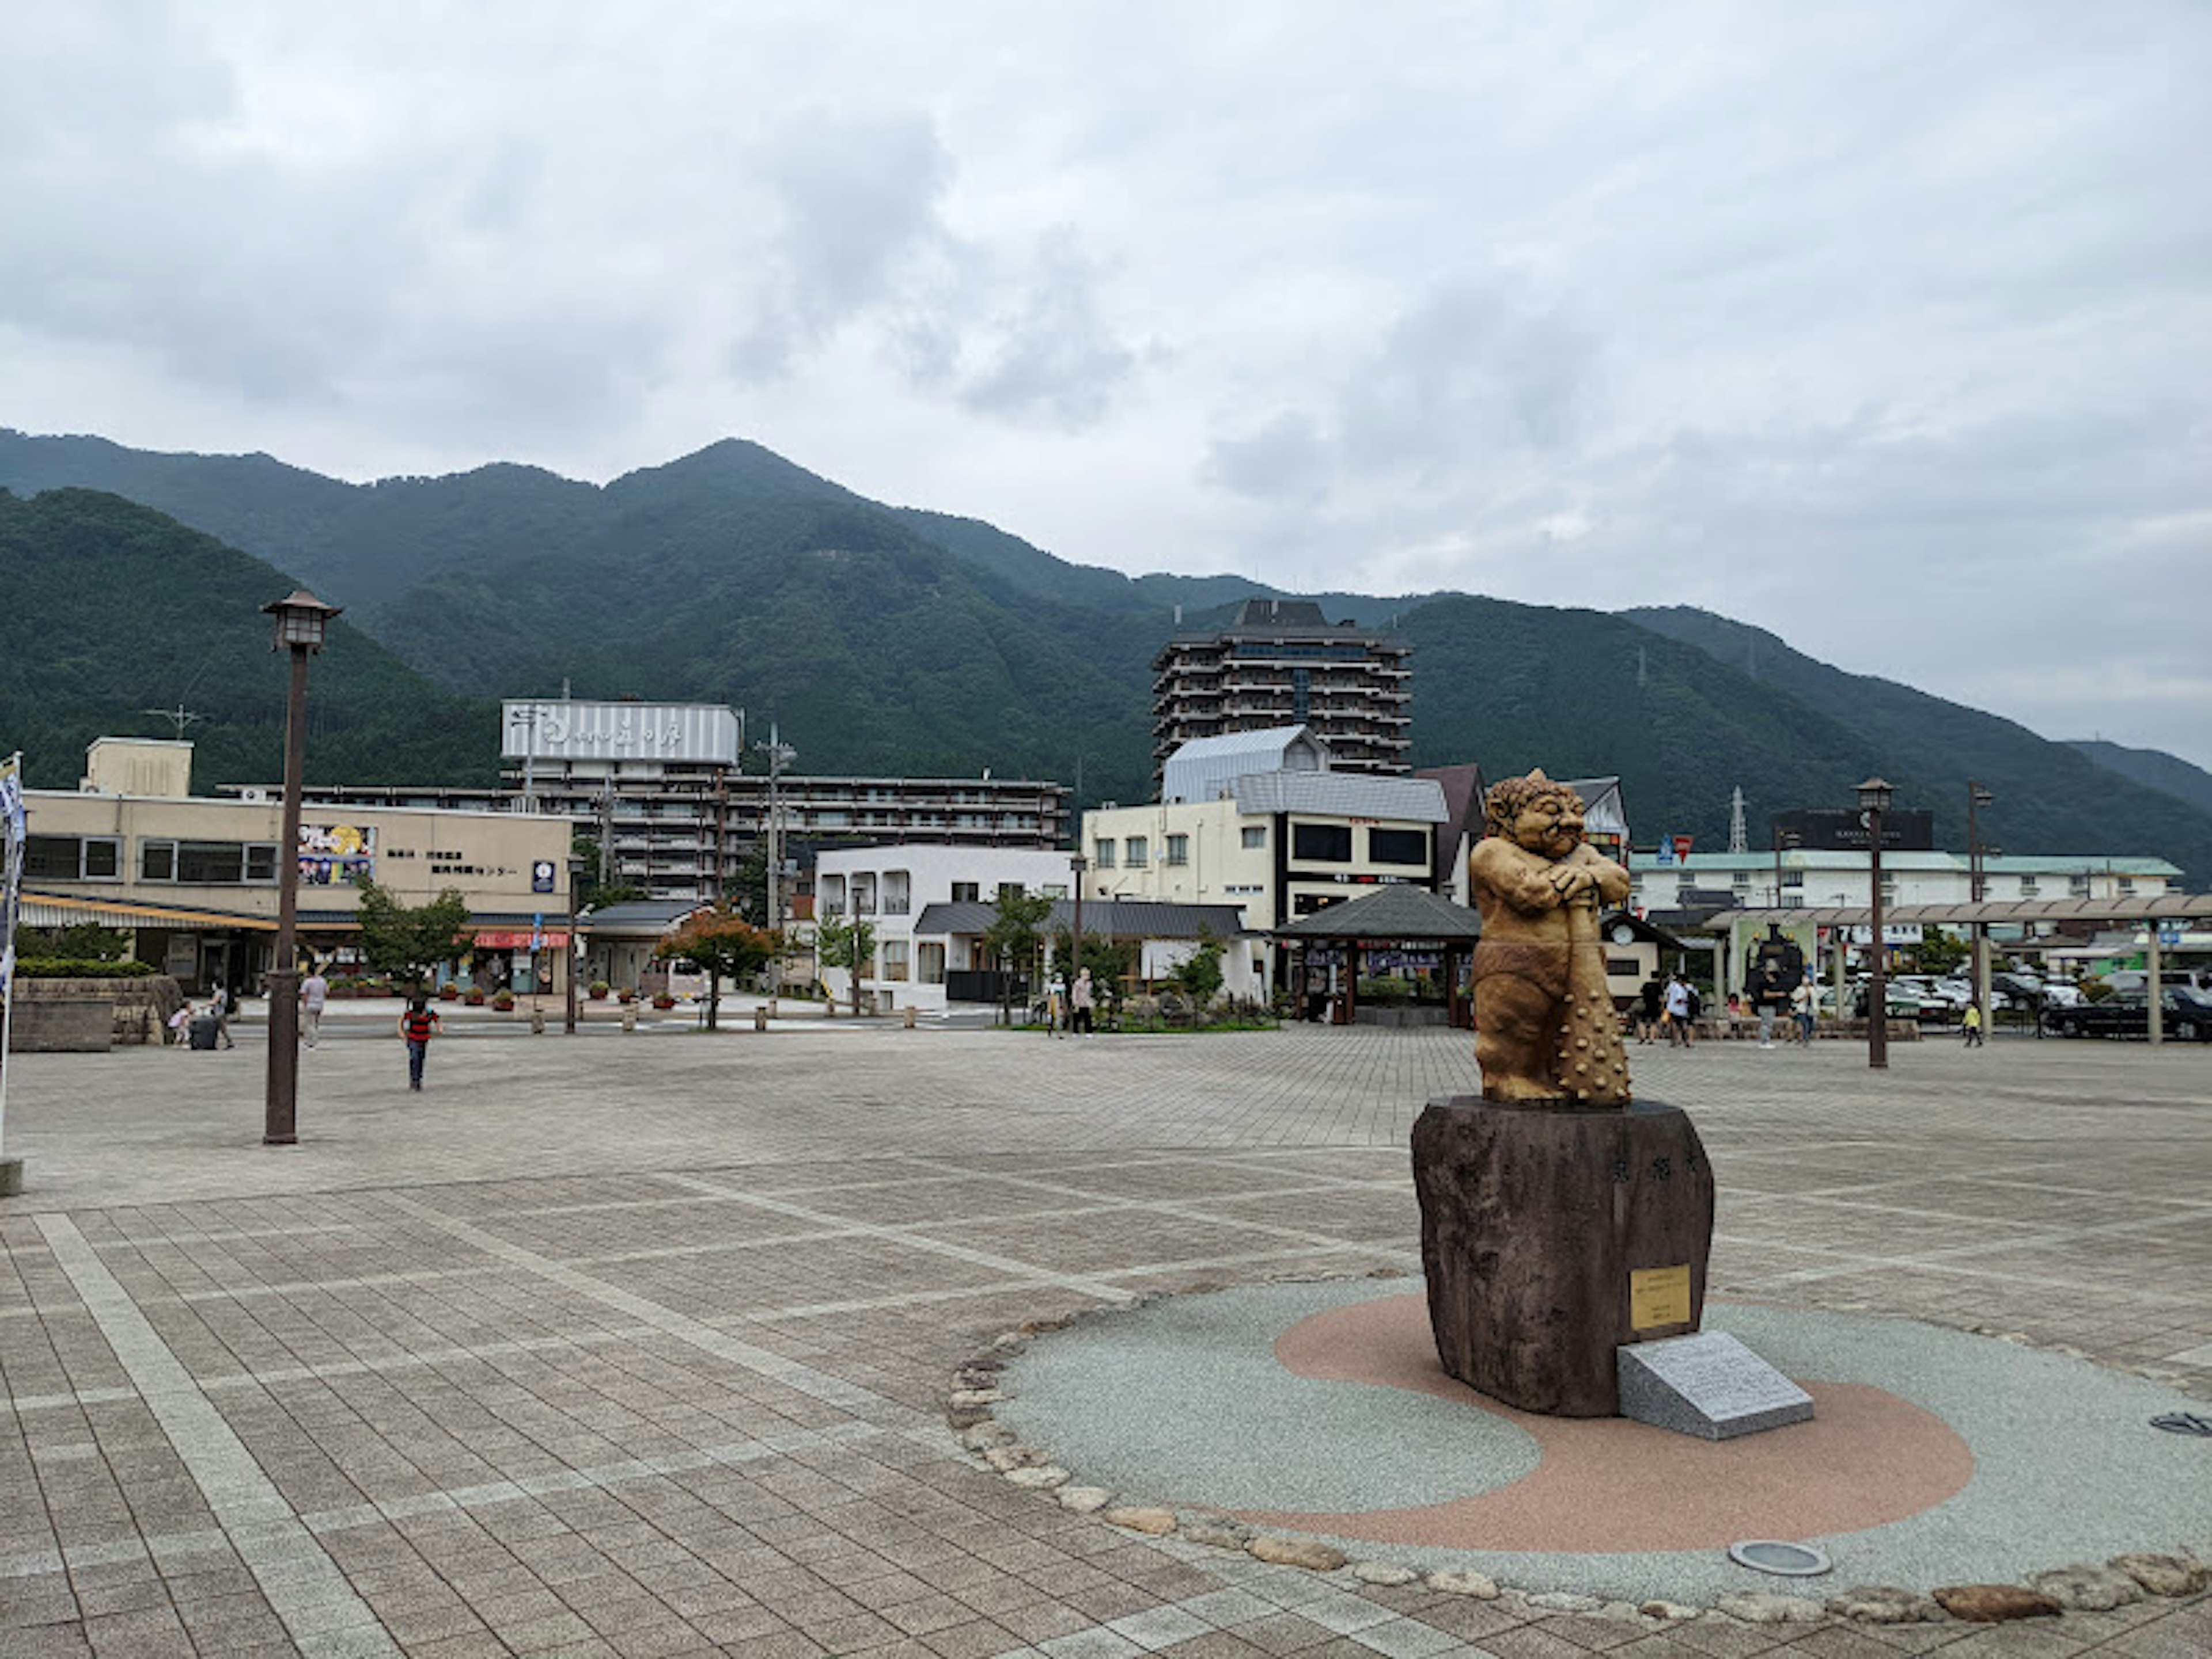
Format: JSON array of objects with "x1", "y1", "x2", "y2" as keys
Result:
[{"x1": 2, "y1": 1025, "x2": 2208, "y2": 1656}]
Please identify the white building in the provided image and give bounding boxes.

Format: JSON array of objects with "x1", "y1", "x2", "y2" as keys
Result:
[
  {"x1": 815, "y1": 845, "x2": 1078, "y2": 1011},
  {"x1": 1631, "y1": 850, "x2": 2180, "y2": 916}
]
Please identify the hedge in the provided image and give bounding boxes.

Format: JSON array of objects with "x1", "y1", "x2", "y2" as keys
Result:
[{"x1": 17, "y1": 958, "x2": 160, "y2": 979}]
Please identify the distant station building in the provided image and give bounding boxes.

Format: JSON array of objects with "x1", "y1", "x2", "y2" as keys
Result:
[
  {"x1": 17, "y1": 738, "x2": 573, "y2": 997},
  {"x1": 1152, "y1": 599, "x2": 1412, "y2": 781},
  {"x1": 233, "y1": 699, "x2": 1072, "y2": 910}
]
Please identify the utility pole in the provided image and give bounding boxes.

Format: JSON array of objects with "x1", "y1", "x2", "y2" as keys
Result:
[{"x1": 755, "y1": 724, "x2": 796, "y2": 986}]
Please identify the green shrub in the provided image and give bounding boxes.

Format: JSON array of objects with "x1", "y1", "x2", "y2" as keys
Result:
[{"x1": 17, "y1": 957, "x2": 158, "y2": 979}]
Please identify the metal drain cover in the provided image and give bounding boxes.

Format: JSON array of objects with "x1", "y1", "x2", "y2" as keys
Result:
[
  {"x1": 1728, "y1": 1540, "x2": 1832, "y2": 1576},
  {"x1": 2151, "y1": 1411, "x2": 2212, "y2": 1437}
]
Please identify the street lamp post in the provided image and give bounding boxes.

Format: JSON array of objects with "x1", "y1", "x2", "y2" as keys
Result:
[
  {"x1": 1858, "y1": 777, "x2": 1894, "y2": 1071},
  {"x1": 565, "y1": 855, "x2": 584, "y2": 1036},
  {"x1": 1967, "y1": 781, "x2": 1994, "y2": 1037},
  {"x1": 1069, "y1": 850, "x2": 1088, "y2": 1028},
  {"x1": 262, "y1": 590, "x2": 340, "y2": 1146}
]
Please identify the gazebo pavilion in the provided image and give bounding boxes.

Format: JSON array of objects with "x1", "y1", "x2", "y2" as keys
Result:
[{"x1": 1274, "y1": 883, "x2": 1483, "y2": 1027}]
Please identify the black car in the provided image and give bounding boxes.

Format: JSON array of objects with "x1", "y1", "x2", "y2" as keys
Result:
[{"x1": 2044, "y1": 987, "x2": 2212, "y2": 1041}]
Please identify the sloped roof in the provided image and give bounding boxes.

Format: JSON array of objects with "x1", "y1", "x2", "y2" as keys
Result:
[
  {"x1": 910, "y1": 899, "x2": 1255, "y2": 938},
  {"x1": 1273, "y1": 884, "x2": 1482, "y2": 941},
  {"x1": 1232, "y1": 771, "x2": 1448, "y2": 823},
  {"x1": 1559, "y1": 776, "x2": 1628, "y2": 840},
  {"x1": 578, "y1": 900, "x2": 710, "y2": 935},
  {"x1": 1162, "y1": 726, "x2": 1330, "y2": 802}
]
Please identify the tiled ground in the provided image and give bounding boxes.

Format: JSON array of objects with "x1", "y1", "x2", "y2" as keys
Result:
[{"x1": 2, "y1": 1024, "x2": 2209, "y2": 1657}]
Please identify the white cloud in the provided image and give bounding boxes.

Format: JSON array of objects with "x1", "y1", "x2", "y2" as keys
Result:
[{"x1": 2, "y1": 0, "x2": 2208, "y2": 764}]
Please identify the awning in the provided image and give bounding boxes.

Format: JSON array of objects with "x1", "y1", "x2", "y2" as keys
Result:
[
  {"x1": 475, "y1": 929, "x2": 570, "y2": 949},
  {"x1": 17, "y1": 892, "x2": 277, "y2": 931}
]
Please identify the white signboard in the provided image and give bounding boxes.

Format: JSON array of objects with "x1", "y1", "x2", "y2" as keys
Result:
[
  {"x1": 502, "y1": 700, "x2": 740, "y2": 765},
  {"x1": 1846, "y1": 923, "x2": 1924, "y2": 945}
]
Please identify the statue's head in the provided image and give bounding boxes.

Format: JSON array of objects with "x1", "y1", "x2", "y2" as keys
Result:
[{"x1": 1484, "y1": 770, "x2": 1587, "y2": 859}]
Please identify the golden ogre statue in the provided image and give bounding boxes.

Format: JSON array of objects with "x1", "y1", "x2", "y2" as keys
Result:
[{"x1": 1468, "y1": 771, "x2": 1633, "y2": 1104}]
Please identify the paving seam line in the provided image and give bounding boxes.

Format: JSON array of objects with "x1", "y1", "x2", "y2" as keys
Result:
[
  {"x1": 32, "y1": 1214, "x2": 400, "y2": 1658},
  {"x1": 902, "y1": 1156, "x2": 1423, "y2": 1266},
  {"x1": 381, "y1": 1193, "x2": 915, "y2": 1422},
  {"x1": 659, "y1": 1172, "x2": 1144, "y2": 1305}
]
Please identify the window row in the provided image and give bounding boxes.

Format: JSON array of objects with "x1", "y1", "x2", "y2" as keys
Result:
[
  {"x1": 1093, "y1": 827, "x2": 1270, "y2": 869},
  {"x1": 25, "y1": 835, "x2": 281, "y2": 885}
]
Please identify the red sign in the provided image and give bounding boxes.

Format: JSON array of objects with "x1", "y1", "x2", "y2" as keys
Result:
[
  {"x1": 474, "y1": 930, "x2": 568, "y2": 949},
  {"x1": 1672, "y1": 835, "x2": 1694, "y2": 862}
]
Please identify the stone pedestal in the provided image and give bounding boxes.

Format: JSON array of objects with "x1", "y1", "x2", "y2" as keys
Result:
[{"x1": 1412, "y1": 1094, "x2": 1715, "y2": 1417}]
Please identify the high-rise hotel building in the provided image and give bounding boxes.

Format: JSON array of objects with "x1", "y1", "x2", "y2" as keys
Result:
[{"x1": 1152, "y1": 599, "x2": 1411, "y2": 780}]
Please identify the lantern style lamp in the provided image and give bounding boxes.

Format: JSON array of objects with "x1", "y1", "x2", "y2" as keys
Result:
[
  {"x1": 262, "y1": 590, "x2": 342, "y2": 1146},
  {"x1": 1857, "y1": 777, "x2": 1894, "y2": 1071}
]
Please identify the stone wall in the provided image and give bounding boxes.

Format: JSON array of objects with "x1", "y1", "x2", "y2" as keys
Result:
[{"x1": 6, "y1": 976, "x2": 185, "y2": 1050}]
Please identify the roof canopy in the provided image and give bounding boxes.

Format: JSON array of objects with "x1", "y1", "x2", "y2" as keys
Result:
[
  {"x1": 1705, "y1": 894, "x2": 2212, "y2": 929},
  {"x1": 911, "y1": 898, "x2": 1253, "y2": 939},
  {"x1": 1272, "y1": 884, "x2": 1482, "y2": 942}
]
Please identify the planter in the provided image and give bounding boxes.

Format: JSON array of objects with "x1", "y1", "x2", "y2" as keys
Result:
[
  {"x1": 491, "y1": 996, "x2": 516, "y2": 1013},
  {"x1": 588, "y1": 983, "x2": 611, "y2": 1001},
  {"x1": 618, "y1": 990, "x2": 638, "y2": 1005},
  {"x1": 437, "y1": 985, "x2": 460, "y2": 1002},
  {"x1": 652, "y1": 995, "x2": 677, "y2": 1010},
  {"x1": 464, "y1": 991, "x2": 486, "y2": 1007}
]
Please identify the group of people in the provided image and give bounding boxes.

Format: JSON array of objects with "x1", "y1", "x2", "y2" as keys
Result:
[
  {"x1": 1634, "y1": 970, "x2": 1823, "y2": 1048},
  {"x1": 1040, "y1": 967, "x2": 1097, "y2": 1037}
]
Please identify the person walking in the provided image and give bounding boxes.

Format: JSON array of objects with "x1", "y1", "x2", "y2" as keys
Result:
[
  {"x1": 1664, "y1": 973, "x2": 1694, "y2": 1047},
  {"x1": 1790, "y1": 974, "x2": 1816, "y2": 1044},
  {"x1": 1044, "y1": 971, "x2": 1067, "y2": 1038},
  {"x1": 210, "y1": 983, "x2": 237, "y2": 1049},
  {"x1": 1961, "y1": 1001, "x2": 1984, "y2": 1048},
  {"x1": 1637, "y1": 975, "x2": 1663, "y2": 1044},
  {"x1": 1071, "y1": 968, "x2": 1095, "y2": 1036},
  {"x1": 397, "y1": 995, "x2": 442, "y2": 1090},
  {"x1": 300, "y1": 966, "x2": 329, "y2": 1048}
]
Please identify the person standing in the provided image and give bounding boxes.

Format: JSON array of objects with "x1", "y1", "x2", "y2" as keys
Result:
[
  {"x1": 210, "y1": 983, "x2": 237, "y2": 1049},
  {"x1": 1790, "y1": 974, "x2": 1816, "y2": 1044},
  {"x1": 1636, "y1": 975, "x2": 1663, "y2": 1044},
  {"x1": 1044, "y1": 971, "x2": 1067, "y2": 1038},
  {"x1": 397, "y1": 995, "x2": 442, "y2": 1090},
  {"x1": 300, "y1": 966, "x2": 329, "y2": 1049},
  {"x1": 1071, "y1": 968, "x2": 1094, "y2": 1036},
  {"x1": 1961, "y1": 1001, "x2": 1984, "y2": 1048},
  {"x1": 1663, "y1": 974, "x2": 1694, "y2": 1047}
]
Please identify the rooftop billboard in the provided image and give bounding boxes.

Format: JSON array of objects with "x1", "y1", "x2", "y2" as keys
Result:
[{"x1": 501, "y1": 700, "x2": 740, "y2": 765}]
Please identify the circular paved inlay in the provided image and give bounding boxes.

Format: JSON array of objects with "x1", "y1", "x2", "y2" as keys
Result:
[{"x1": 995, "y1": 1278, "x2": 2212, "y2": 1603}]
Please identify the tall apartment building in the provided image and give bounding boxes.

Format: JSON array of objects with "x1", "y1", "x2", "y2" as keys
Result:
[
  {"x1": 232, "y1": 700, "x2": 1070, "y2": 906},
  {"x1": 1152, "y1": 599, "x2": 1411, "y2": 779}
]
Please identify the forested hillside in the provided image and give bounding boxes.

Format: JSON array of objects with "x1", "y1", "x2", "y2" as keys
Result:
[
  {"x1": 2065, "y1": 740, "x2": 2212, "y2": 818},
  {"x1": 0, "y1": 490, "x2": 493, "y2": 789},
  {"x1": 4, "y1": 429, "x2": 2208, "y2": 882}
]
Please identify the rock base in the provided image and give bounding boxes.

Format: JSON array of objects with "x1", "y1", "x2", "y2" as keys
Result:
[{"x1": 1413, "y1": 1094, "x2": 1715, "y2": 1416}]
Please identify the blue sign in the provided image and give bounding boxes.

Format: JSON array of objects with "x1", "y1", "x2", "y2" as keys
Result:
[{"x1": 531, "y1": 861, "x2": 556, "y2": 893}]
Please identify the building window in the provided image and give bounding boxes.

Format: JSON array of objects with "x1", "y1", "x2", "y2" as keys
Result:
[
  {"x1": 1125, "y1": 836, "x2": 1149, "y2": 868},
  {"x1": 141, "y1": 840, "x2": 177, "y2": 882},
  {"x1": 2018, "y1": 877, "x2": 2039, "y2": 896},
  {"x1": 1291, "y1": 823, "x2": 1352, "y2": 863},
  {"x1": 882, "y1": 871, "x2": 910, "y2": 915},
  {"x1": 24, "y1": 835, "x2": 123, "y2": 882},
  {"x1": 2069, "y1": 874, "x2": 2091, "y2": 897},
  {"x1": 1241, "y1": 825, "x2": 1266, "y2": 850},
  {"x1": 951, "y1": 881, "x2": 980, "y2": 903},
  {"x1": 882, "y1": 941, "x2": 910, "y2": 982},
  {"x1": 2117, "y1": 876, "x2": 2135, "y2": 894},
  {"x1": 1165, "y1": 834, "x2": 1189, "y2": 867},
  {"x1": 819, "y1": 876, "x2": 846, "y2": 916},
  {"x1": 1093, "y1": 840, "x2": 1115, "y2": 869},
  {"x1": 1367, "y1": 828, "x2": 1429, "y2": 866},
  {"x1": 160, "y1": 840, "x2": 281, "y2": 885},
  {"x1": 918, "y1": 942, "x2": 946, "y2": 984}
]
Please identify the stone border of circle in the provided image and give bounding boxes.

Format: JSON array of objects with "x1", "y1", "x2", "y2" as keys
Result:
[{"x1": 943, "y1": 1267, "x2": 2211, "y2": 1631}]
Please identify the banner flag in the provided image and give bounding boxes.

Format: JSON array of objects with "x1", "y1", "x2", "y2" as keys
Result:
[{"x1": 0, "y1": 753, "x2": 24, "y2": 1006}]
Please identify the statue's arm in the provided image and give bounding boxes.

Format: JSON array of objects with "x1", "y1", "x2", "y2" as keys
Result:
[
  {"x1": 1572, "y1": 846, "x2": 1633, "y2": 904},
  {"x1": 1471, "y1": 842, "x2": 1565, "y2": 914}
]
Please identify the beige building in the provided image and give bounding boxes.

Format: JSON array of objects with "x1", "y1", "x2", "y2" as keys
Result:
[{"x1": 19, "y1": 739, "x2": 574, "y2": 995}]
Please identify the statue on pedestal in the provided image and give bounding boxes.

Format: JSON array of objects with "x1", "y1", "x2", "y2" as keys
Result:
[{"x1": 1468, "y1": 771, "x2": 1633, "y2": 1105}]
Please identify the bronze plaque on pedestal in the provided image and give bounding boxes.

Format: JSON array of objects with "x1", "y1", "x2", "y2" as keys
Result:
[{"x1": 1630, "y1": 1264, "x2": 1692, "y2": 1334}]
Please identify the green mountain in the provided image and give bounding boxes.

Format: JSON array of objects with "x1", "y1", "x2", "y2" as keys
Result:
[
  {"x1": 1623, "y1": 606, "x2": 2212, "y2": 881},
  {"x1": 0, "y1": 488, "x2": 493, "y2": 790},
  {"x1": 3, "y1": 429, "x2": 2207, "y2": 883},
  {"x1": 2065, "y1": 740, "x2": 2212, "y2": 819}
]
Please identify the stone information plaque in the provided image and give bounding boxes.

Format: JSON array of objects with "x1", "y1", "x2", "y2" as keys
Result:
[
  {"x1": 1616, "y1": 1331, "x2": 1815, "y2": 1441},
  {"x1": 1628, "y1": 1264, "x2": 1692, "y2": 1332}
]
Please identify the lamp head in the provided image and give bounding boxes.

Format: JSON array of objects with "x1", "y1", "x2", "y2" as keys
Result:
[
  {"x1": 1856, "y1": 776, "x2": 1895, "y2": 814},
  {"x1": 263, "y1": 590, "x2": 341, "y2": 653}
]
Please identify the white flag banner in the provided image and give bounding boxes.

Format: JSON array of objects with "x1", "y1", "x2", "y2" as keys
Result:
[{"x1": 0, "y1": 754, "x2": 24, "y2": 1005}]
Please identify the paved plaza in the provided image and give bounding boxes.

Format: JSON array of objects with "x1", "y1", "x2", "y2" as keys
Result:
[{"x1": 2, "y1": 1022, "x2": 2208, "y2": 1657}]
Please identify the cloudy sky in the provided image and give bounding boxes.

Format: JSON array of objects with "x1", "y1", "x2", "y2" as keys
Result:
[{"x1": 6, "y1": 2, "x2": 2209, "y2": 766}]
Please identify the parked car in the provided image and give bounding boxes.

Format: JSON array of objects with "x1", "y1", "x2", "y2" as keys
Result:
[{"x1": 2044, "y1": 987, "x2": 2212, "y2": 1041}]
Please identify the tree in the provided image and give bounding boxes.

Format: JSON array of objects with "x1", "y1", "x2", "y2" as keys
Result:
[
  {"x1": 814, "y1": 914, "x2": 878, "y2": 1017},
  {"x1": 571, "y1": 833, "x2": 647, "y2": 910},
  {"x1": 1912, "y1": 926, "x2": 1970, "y2": 976},
  {"x1": 353, "y1": 879, "x2": 473, "y2": 994},
  {"x1": 656, "y1": 906, "x2": 780, "y2": 1030},
  {"x1": 1165, "y1": 929, "x2": 1226, "y2": 1009},
  {"x1": 1050, "y1": 925, "x2": 1134, "y2": 1008},
  {"x1": 723, "y1": 842, "x2": 771, "y2": 925},
  {"x1": 983, "y1": 888, "x2": 1055, "y2": 1024}
]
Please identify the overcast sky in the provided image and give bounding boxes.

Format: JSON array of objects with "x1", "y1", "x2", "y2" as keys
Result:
[{"x1": 6, "y1": 2, "x2": 2209, "y2": 768}]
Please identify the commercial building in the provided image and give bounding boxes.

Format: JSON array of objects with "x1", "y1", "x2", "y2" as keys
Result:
[
  {"x1": 1152, "y1": 599, "x2": 1411, "y2": 778},
  {"x1": 1084, "y1": 729, "x2": 1449, "y2": 995},
  {"x1": 1631, "y1": 849, "x2": 2181, "y2": 918},
  {"x1": 17, "y1": 738, "x2": 574, "y2": 995},
  {"x1": 234, "y1": 699, "x2": 1072, "y2": 907}
]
